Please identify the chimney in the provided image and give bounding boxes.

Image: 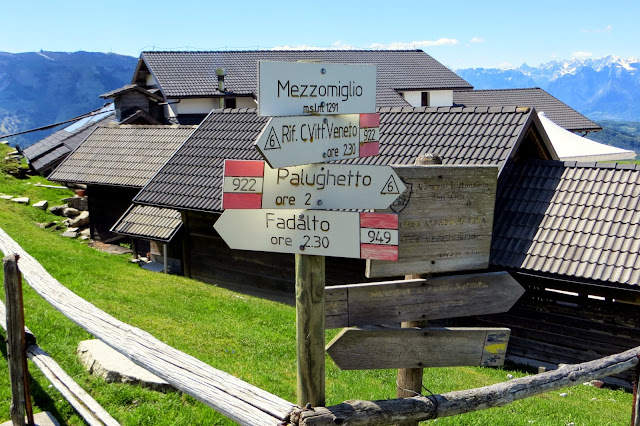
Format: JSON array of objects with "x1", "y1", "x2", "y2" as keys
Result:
[
  {"x1": 216, "y1": 68, "x2": 226, "y2": 92},
  {"x1": 415, "y1": 153, "x2": 443, "y2": 165}
]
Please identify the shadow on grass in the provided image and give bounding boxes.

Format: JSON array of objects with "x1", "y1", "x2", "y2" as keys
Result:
[{"x1": 1, "y1": 337, "x2": 68, "y2": 425}]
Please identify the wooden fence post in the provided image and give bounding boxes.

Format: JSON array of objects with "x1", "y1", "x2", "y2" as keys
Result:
[
  {"x1": 4, "y1": 254, "x2": 34, "y2": 426},
  {"x1": 295, "y1": 254, "x2": 326, "y2": 408},
  {"x1": 396, "y1": 272, "x2": 428, "y2": 426},
  {"x1": 633, "y1": 356, "x2": 639, "y2": 426},
  {"x1": 395, "y1": 150, "x2": 440, "y2": 426}
]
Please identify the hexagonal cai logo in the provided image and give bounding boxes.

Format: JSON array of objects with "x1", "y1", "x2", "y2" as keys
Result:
[{"x1": 390, "y1": 181, "x2": 412, "y2": 214}]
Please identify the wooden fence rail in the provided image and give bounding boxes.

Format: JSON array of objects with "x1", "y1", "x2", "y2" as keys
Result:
[
  {"x1": 2, "y1": 226, "x2": 639, "y2": 425},
  {"x1": 0, "y1": 300, "x2": 120, "y2": 426},
  {"x1": 0, "y1": 228, "x2": 296, "y2": 426},
  {"x1": 291, "y1": 345, "x2": 640, "y2": 425}
]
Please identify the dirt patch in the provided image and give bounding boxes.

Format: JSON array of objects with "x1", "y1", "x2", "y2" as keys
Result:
[{"x1": 89, "y1": 241, "x2": 132, "y2": 255}]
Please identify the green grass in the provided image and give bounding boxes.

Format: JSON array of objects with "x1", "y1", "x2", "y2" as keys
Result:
[{"x1": 0, "y1": 167, "x2": 634, "y2": 425}]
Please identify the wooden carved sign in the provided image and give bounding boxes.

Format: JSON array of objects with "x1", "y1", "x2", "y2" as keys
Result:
[
  {"x1": 366, "y1": 165, "x2": 498, "y2": 278},
  {"x1": 325, "y1": 271, "x2": 524, "y2": 329},
  {"x1": 326, "y1": 327, "x2": 511, "y2": 370}
]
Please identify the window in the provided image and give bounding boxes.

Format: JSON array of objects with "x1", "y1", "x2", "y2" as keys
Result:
[{"x1": 421, "y1": 92, "x2": 430, "y2": 107}]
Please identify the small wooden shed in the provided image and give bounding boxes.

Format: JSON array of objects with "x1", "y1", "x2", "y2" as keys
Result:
[{"x1": 48, "y1": 124, "x2": 196, "y2": 242}]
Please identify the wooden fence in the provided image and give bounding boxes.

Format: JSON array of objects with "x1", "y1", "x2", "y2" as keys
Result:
[
  {"x1": 2, "y1": 226, "x2": 639, "y2": 425},
  {"x1": 0, "y1": 228, "x2": 296, "y2": 425},
  {"x1": 0, "y1": 298, "x2": 119, "y2": 426},
  {"x1": 460, "y1": 282, "x2": 640, "y2": 389}
]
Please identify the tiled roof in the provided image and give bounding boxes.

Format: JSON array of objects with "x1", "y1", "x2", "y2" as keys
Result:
[
  {"x1": 453, "y1": 88, "x2": 601, "y2": 133},
  {"x1": 111, "y1": 204, "x2": 182, "y2": 242},
  {"x1": 23, "y1": 107, "x2": 115, "y2": 172},
  {"x1": 165, "y1": 114, "x2": 209, "y2": 125},
  {"x1": 139, "y1": 50, "x2": 472, "y2": 105},
  {"x1": 28, "y1": 145, "x2": 71, "y2": 171},
  {"x1": 100, "y1": 84, "x2": 164, "y2": 101},
  {"x1": 48, "y1": 125, "x2": 196, "y2": 187},
  {"x1": 120, "y1": 108, "x2": 163, "y2": 125},
  {"x1": 492, "y1": 159, "x2": 640, "y2": 287},
  {"x1": 134, "y1": 106, "x2": 542, "y2": 212}
]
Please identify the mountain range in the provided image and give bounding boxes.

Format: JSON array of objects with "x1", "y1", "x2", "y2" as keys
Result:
[
  {"x1": 0, "y1": 51, "x2": 137, "y2": 148},
  {"x1": 455, "y1": 56, "x2": 640, "y2": 122},
  {"x1": 1, "y1": 51, "x2": 638, "y2": 150}
]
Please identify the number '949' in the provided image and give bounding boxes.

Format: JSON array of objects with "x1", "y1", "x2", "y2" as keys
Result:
[{"x1": 367, "y1": 230, "x2": 392, "y2": 244}]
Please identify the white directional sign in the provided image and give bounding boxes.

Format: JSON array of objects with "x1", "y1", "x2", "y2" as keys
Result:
[
  {"x1": 255, "y1": 113, "x2": 381, "y2": 168},
  {"x1": 214, "y1": 210, "x2": 399, "y2": 260},
  {"x1": 222, "y1": 159, "x2": 407, "y2": 210},
  {"x1": 258, "y1": 61, "x2": 376, "y2": 117}
]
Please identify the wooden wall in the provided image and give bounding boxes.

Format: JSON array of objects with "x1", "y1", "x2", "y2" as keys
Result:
[
  {"x1": 457, "y1": 275, "x2": 640, "y2": 389},
  {"x1": 115, "y1": 92, "x2": 150, "y2": 121},
  {"x1": 182, "y1": 210, "x2": 368, "y2": 295},
  {"x1": 88, "y1": 185, "x2": 140, "y2": 242},
  {"x1": 180, "y1": 208, "x2": 640, "y2": 388}
]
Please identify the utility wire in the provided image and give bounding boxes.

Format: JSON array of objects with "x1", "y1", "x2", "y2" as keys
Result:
[{"x1": 0, "y1": 109, "x2": 112, "y2": 139}]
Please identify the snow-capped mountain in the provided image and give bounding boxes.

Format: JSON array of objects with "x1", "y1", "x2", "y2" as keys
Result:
[
  {"x1": 456, "y1": 56, "x2": 640, "y2": 122},
  {"x1": 518, "y1": 56, "x2": 639, "y2": 84}
]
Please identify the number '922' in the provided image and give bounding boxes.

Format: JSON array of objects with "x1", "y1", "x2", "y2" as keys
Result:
[{"x1": 232, "y1": 178, "x2": 257, "y2": 192}]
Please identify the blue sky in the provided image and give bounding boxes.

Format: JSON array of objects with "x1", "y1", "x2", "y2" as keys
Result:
[{"x1": 3, "y1": 0, "x2": 638, "y2": 69}]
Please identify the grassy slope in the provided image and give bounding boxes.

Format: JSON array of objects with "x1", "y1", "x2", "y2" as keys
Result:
[
  {"x1": 0, "y1": 169, "x2": 633, "y2": 425},
  {"x1": 588, "y1": 120, "x2": 640, "y2": 153}
]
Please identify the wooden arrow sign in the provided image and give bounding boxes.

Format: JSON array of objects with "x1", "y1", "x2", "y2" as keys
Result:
[
  {"x1": 326, "y1": 327, "x2": 510, "y2": 370},
  {"x1": 366, "y1": 165, "x2": 498, "y2": 278},
  {"x1": 325, "y1": 271, "x2": 524, "y2": 328},
  {"x1": 255, "y1": 114, "x2": 380, "y2": 168},
  {"x1": 222, "y1": 159, "x2": 406, "y2": 210},
  {"x1": 214, "y1": 209, "x2": 399, "y2": 260}
]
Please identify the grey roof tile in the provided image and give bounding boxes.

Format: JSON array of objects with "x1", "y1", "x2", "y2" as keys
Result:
[
  {"x1": 100, "y1": 84, "x2": 164, "y2": 102},
  {"x1": 111, "y1": 204, "x2": 182, "y2": 242},
  {"x1": 23, "y1": 106, "x2": 116, "y2": 172},
  {"x1": 492, "y1": 159, "x2": 640, "y2": 287},
  {"x1": 139, "y1": 50, "x2": 472, "y2": 105},
  {"x1": 48, "y1": 125, "x2": 197, "y2": 187},
  {"x1": 453, "y1": 88, "x2": 600, "y2": 132},
  {"x1": 134, "y1": 106, "x2": 536, "y2": 212}
]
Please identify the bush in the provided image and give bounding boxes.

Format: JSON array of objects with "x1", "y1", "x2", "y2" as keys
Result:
[{"x1": 0, "y1": 157, "x2": 22, "y2": 176}]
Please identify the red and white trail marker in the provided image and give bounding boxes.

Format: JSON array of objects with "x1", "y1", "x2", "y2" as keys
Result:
[
  {"x1": 222, "y1": 159, "x2": 406, "y2": 211},
  {"x1": 255, "y1": 113, "x2": 380, "y2": 168},
  {"x1": 221, "y1": 160, "x2": 265, "y2": 209},
  {"x1": 214, "y1": 209, "x2": 398, "y2": 260}
]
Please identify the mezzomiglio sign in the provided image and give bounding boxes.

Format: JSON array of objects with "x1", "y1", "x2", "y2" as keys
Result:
[{"x1": 258, "y1": 61, "x2": 376, "y2": 117}]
